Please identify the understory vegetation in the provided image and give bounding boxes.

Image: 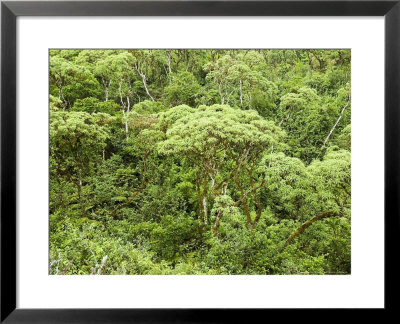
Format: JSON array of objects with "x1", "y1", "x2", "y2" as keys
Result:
[{"x1": 49, "y1": 49, "x2": 351, "y2": 275}]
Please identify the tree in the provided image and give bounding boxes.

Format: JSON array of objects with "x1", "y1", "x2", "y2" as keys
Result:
[
  {"x1": 260, "y1": 152, "x2": 310, "y2": 221},
  {"x1": 129, "y1": 50, "x2": 161, "y2": 101},
  {"x1": 76, "y1": 50, "x2": 116, "y2": 102},
  {"x1": 204, "y1": 55, "x2": 238, "y2": 105},
  {"x1": 50, "y1": 111, "x2": 112, "y2": 217},
  {"x1": 163, "y1": 72, "x2": 201, "y2": 107},
  {"x1": 283, "y1": 148, "x2": 351, "y2": 249},
  {"x1": 110, "y1": 108, "x2": 164, "y2": 219},
  {"x1": 49, "y1": 55, "x2": 100, "y2": 109},
  {"x1": 158, "y1": 104, "x2": 285, "y2": 231},
  {"x1": 95, "y1": 51, "x2": 137, "y2": 136}
]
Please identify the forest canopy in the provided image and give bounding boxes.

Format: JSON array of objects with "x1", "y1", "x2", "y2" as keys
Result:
[{"x1": 49, "y1": 49, "x2": 351, "y2": 275}]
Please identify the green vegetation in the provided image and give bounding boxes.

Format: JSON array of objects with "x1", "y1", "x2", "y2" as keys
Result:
[{"x1": 49, "y1": 49, "x2": 351, "y2": 275}]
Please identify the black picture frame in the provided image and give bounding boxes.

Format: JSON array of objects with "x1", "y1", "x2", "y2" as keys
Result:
[{"x1": 1, "y1": 0, "x2": 399, "y2": 322}]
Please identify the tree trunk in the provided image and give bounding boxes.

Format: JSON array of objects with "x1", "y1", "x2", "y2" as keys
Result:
[
  {"x1": 321, "y1": 95, "x2": 351, "y2": 151},
  {"x1": 122, "y1": 109, "x2": 128, "y2": 139},
  {"x1": 202, "y1": 196, "x2": 208, "y2": 224},
  {"x1": 104, "y1": 79, "x2": 111, "y2": 101},
  {"x1": 135, "y1": 65, "x2": 155, "y2": 102},
  {"x1": 105, "y1": 86, "x2": 109, "y2": 102},
  {"x1": 141, "y1": 74, "x2": 155, "y2": 101},
  {"x1": 58, "y1": 86, "x2": 66, "y2": 110},
  {"x1": 167, "y1": 52, "x2": 172, "y2": 74},
  {"x1": 239, "y1": 79, "x2": 243, "y2": 106},
  {"x1": 212, "y1": 210, "x2": 223, "y2": 236}
]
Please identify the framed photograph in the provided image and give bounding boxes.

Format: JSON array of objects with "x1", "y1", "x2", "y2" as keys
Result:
[{"x1": 1, "y1": 0, "x2": 398, "y2": 322}]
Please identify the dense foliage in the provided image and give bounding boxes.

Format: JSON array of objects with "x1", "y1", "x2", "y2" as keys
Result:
[{"x1": 49, "y1": 49, "x2": 351, "y2": 275}]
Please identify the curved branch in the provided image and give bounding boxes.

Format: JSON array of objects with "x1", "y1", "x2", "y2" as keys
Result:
[
  {"x1": 282, "y1": 211, "x2": 338, "y2": 250},
  {"x1": 110, "y1": 181, "x2": 147, "y2": 218}
]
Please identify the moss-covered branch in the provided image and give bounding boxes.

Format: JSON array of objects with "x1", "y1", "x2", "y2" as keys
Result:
[{"x1": 282, "y1": 211, "x2": 338, "y2": 250}]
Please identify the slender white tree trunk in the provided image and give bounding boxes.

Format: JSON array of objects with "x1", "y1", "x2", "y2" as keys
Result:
[
  {"x1": 135, "y1": 64, "x2": 155, "y2": 101},
  {"x1": 321, "y1": 95, "x2": 351, "y2": 150},
  {"x1": 58, "y1": 86, "x2": 66, "y2": 110},
  {"x1": 97, "y1": 256, "x2": 108, "y2": 275},
  {"x1": 104, "y1": 79, "x2": 111, "y2": 101},
  {"x1": 202, "y1": 196, "x2": 208, "y2": 224},
  {"x1": 141, "y1": 73, "x2": 155, "y2": 101},
  {"x1": 167, "y1": 53, "x2": 172, "y2": 74},
  {"x1": 248, "y1": 93, "x2": 252, "y2": 109},
  {"x1": 239, "y1": 79, "x2": 243, "y2": 105}
]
